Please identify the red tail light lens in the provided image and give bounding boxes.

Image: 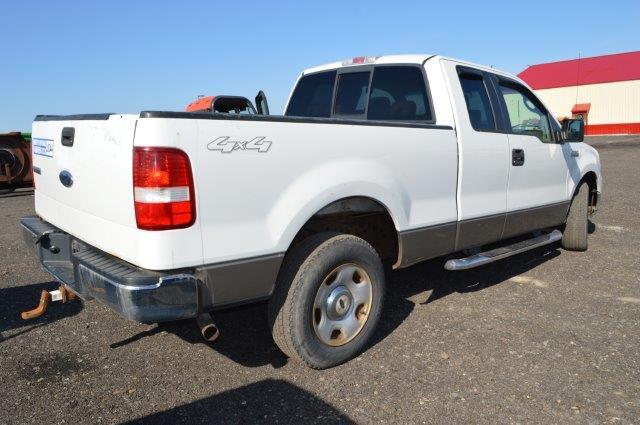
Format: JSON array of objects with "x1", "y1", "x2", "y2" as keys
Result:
[{"x1": 133, "y1": 147, "x2": 196, "y2": 230}]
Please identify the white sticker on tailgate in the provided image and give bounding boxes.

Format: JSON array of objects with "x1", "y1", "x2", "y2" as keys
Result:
[{"x1": 33, "y1": 138, "x2": 54, "y2": 157}]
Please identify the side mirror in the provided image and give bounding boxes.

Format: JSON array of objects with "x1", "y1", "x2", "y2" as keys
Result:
[
  {"x1": 255, "y1": 90, "x2": 270, "y2": 115},
  {"x1": 561, "y1": 119, "x2": 584, "y2": 143}
]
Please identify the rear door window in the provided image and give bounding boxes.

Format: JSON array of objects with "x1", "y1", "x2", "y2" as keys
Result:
[
  {"x1": 458, "y1": 72, "x2": 496, "y2": 131},
  {"x1": 285, "y1": 71, "x2": 336, "y2": 118},
  {"x1": 334, "y1": 72, "x2": 370, "y2": 116},
  {"x1": 367, "y1": 67, "x2": 432, "y2": 121}
]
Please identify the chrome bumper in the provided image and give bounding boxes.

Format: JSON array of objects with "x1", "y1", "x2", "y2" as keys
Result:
[{"x1": 20, "y1": 216, "x2": 199, "y2": 323}]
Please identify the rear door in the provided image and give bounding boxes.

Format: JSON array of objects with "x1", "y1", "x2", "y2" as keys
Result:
[
  {"x1": 443, "y1": 62, "x2": 510, "y2": 249},
  {"x1": 491, "y1": 77, "x2": 571, "y2": 238}
]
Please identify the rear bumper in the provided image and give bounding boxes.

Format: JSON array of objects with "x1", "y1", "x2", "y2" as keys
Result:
[{"x1": 20, "y1": 216, "x2": 199, "y2": 323}]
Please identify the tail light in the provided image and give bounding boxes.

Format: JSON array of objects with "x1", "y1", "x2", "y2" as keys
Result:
[{"x1": 133, "y1": 147, "x2": 196, "y2": 230}]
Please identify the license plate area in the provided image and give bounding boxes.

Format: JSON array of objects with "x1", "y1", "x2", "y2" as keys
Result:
[
  {"x1": 39, "y1": 232, "x2": 72, "y2": 265},
  {"x1": 39, "y1": 232, "x2": 77, "y2": 286}
]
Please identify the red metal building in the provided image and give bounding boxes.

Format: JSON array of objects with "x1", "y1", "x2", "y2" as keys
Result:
[{"x1": 518, "y1": 51, "x2": 640, "y2": 135}]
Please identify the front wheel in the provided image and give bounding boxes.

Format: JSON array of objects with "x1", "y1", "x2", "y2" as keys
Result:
[
  {"x1": 268, "y1": 232, "x2": 385, "y2": 369},
  {"x1": 562, "y1": 182, "x2": 589, "y2": 251}
]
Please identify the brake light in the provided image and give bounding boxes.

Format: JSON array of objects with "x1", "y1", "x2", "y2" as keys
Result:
[
  {"x1": 341, "y1": 56, "x2": 378, "y2": 66},
  {"x1": 133, "y1": 147, "x2": 196, "y2": 230}
]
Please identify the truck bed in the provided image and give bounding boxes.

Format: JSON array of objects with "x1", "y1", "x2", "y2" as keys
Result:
[{"x1": 32, "y1": 111, "x2": 458, "y2": 270}]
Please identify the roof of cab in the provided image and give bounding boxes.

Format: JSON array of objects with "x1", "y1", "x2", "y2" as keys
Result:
[
  {"x1": 300, "y1": 54, "x2": 523, "y2": 84},
  {"x1": 302, "y1": 54, "x2": 434, "y2": 75}
]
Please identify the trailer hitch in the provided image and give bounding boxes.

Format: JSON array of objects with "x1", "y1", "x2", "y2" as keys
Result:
[{"x1": 21, "y1": 285, "x2": 77, "y2": 320}]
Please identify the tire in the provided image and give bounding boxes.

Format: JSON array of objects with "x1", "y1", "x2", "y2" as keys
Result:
[
  {"x1": 268, "y1": 232, "x2": 385, "y2": 369},
  {"x1": 562, "y1": 182, "x2": 589, "y2": 251},
  {"x1": 0, "y1": 146, "x2": 23, "y2": 176}
]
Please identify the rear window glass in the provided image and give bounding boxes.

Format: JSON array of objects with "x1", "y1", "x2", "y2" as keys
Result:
[
  {"x1": 285, "y1": 71, "x2": 336, "y2": 118},
  {"x1": 459, "y1": 73, "x2": 496, "y2": 131},
  {"x1": 334, "y1": 72, "x2": 370, "y2": 116},
  {"x1": 367, "y1": 67, "x2": 432, "y2": 121}
]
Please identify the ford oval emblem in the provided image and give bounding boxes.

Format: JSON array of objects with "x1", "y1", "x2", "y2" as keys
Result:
[{"x1": 59, "y1": 170, "x2": 73, "y2": 188}]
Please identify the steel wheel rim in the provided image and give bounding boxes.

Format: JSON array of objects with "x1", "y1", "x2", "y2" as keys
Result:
[{"x1": 312, "y1": 263, "x2": 373, "y2": 347}]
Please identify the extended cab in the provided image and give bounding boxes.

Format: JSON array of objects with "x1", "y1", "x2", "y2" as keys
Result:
[{"x1": 22, "y1": 55, "x2": 602, "y2": 368}]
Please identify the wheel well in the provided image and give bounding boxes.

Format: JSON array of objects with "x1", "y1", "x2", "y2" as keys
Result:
[
  {"x1": 290, "y1": 197, "x2": 399, "y2": 263},
  {"x1": 580, "y1": 171, "x2": 598, "y2": 208}
]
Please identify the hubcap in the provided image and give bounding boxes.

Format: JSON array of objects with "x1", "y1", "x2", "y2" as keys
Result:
[
  {"x1": 326, "y1": 286, "x2": 352, "y2": 320},
  {"x1": 312, "y1": 264, "x2": 373, "y2": 347}
]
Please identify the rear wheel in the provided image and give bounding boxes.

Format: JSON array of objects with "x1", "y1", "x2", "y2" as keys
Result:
[
  {"x1": 562, "y1": 182, "x2": 589, "y2": 251},
  {"x1": 268, "y1": 232, "x2": 385, "y2": 369}
]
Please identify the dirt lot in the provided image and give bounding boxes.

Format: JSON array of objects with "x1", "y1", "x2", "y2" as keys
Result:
[{"x1": 1, "y1": 137, "x2": 638, "y2": 424}]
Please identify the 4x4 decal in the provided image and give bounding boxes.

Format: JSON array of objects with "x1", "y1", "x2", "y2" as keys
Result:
[{"x1": 207, "y1": 136, "x2": 272, "y2": 153}]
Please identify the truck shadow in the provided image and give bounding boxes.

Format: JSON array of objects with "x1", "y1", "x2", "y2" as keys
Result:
[
  {"x1": 0, "y1": 281, "x2": 83, "y2": 343},
  {"x1": 122, "y1": 379, "x2": 353, "y2": 424},
  {"x1": 368, "y1": 244, "x2": 560, "y2": 349},
  {"x1": 0, "y1": 188, "x2": 34, "y2": 199},
  {"x1": 112, "y1": 244, "x2": 561, "y2": 369},
  {"x1": 111, "y1": 303, "x2": 290, "y2": 369}
]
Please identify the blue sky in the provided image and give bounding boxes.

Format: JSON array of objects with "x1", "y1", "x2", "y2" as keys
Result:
[{"x1": 1, "y1": 0, "x2": 638, "y2": 131}]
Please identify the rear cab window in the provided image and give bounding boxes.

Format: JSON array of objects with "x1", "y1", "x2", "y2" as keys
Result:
[
  {"x1": 285, "y1": 71, "x2": 336, "y2": 118},
  {"x1": 458, "y1": 70, "x2": 496, "y2": 132},
  {"x1": 285, "y1": 65, "x2": 434, "y2": 123},
  {"x1": 334, "y1": 72, "x2": 370, "y2": 116},
  {"x1": 367, "y1": 67, "x2": 432, "y2": 121}
]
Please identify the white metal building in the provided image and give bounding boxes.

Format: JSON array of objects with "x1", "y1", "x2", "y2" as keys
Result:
[{"x1": 518, "y1": 51, "x2": 640, "y2": 135}]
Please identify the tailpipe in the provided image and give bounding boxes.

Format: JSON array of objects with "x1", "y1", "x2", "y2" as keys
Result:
[{"x1": 196, "y1": 312, "x2": 220, "y2": 342}]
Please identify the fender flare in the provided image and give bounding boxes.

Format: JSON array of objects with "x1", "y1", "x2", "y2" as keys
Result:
[{"x1": 265, "y1": 159, "x2": 410, "y2": 254}]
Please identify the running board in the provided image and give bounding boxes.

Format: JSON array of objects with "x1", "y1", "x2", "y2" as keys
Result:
[{"x1": 444, "y1": 229, "x2": 562, "y2": 271}]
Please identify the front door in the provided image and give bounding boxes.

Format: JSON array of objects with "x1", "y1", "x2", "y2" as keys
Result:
[
  {"x1": 494, "y1": 78, "x2": 571, "y2": 238},
  {"x1": 444, "y1": 62, "x2": 511, "y2": 250}
]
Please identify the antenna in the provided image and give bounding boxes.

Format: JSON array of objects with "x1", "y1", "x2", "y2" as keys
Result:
[{"x1": 575, "y1": 53, "x2": 581, "y2": 105}]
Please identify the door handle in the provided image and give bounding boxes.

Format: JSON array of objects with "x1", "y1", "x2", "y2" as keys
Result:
[
  {"x1": 61, "y1": 127, "x2": 75, "y2": 147},
  {"x1": 512, "y1": 149, "x2": 525, "y2": 166}
]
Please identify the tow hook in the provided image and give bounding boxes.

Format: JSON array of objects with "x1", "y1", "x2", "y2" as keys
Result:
[{"x1": 21, "y1": 285, "x2": 77, "y2": 320}]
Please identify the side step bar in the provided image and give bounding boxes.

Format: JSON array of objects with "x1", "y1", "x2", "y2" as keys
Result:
[{"x1": 445, "y1": 230, "x2": 562, "y2": 271}]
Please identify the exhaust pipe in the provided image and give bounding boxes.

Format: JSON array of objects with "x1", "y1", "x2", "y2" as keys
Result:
[{"x1": 196, "y1": 312, "x2": 220, "y2": 342}]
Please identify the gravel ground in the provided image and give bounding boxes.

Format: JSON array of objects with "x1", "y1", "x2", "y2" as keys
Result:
[{"x1": 1, "y1": 137, "x2": 638, "y2": 424}]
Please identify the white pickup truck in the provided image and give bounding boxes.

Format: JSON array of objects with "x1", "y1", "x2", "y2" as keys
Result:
[{"x1": 22, "y1": 54, "x2": 601, "y2": 369}]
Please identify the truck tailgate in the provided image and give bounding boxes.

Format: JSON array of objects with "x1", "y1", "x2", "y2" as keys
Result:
[
  {"x1": 31, "y1": 114, "x2": 204, "y2": 270},
  {"x1": 32, "y1": 115, "x2": 137, "y2": 227}
]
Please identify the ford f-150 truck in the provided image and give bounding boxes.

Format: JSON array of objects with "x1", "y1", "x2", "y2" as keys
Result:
[{"x1": 21, "y1": 55, "x2": 601, "y2": 369}]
